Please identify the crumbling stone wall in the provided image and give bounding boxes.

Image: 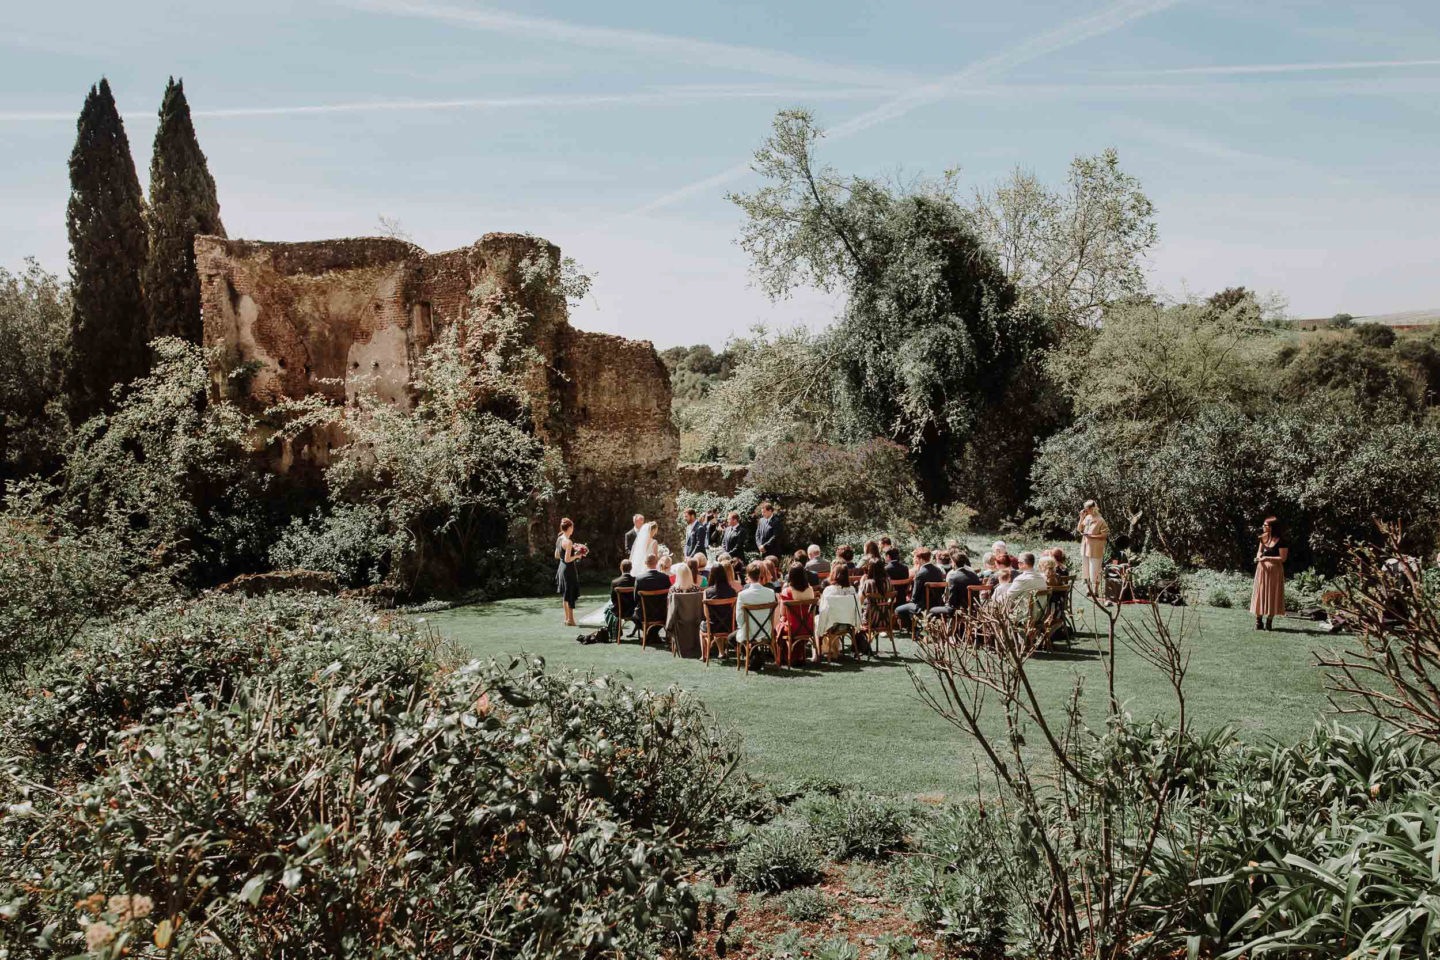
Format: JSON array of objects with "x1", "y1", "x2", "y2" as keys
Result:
[
  {"x1": 196, "y1": 232, "x2": 677, "y2": 569},
  {"x1": 677, "y1": 462, "x2": 750, "y2": 499}
]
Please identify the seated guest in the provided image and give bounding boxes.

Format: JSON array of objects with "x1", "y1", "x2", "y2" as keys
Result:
[
  {"x1": 989, "y1": 540, "x2": 1015, "y2": 571},
  {"x1": 634, "y1": 555, "x2": 672, "y2": 641},
  {"x1": 1046, "y1": 547, "x2": 1071, "y2": 580},
  {"x1": 659, "y1": 553, "x2": 674, "y2": 584},
  {"x1": 879, "y1": 535, "x2": 894, "y2": 555},
  {"x1": 863, "y1": 540, "x2": 882, "y2": 565},
  {"x1": 667, "y1": 562, "x2": 705, "y2": 657},
  {"x1": 705, "y1": 560, "x2": 739, "y2": 637},
  {"x1": 804, "y1": 544, "x2": 830, "y2": 587},
  {"x1": 935, "y1": 552, "x2": 981, "y2": 616},
  {"x1": 884, "y1": 546, "x2": 909, "y2": 584},
  {"x1": 816, "y1": 564, "x2": 860, "y2": 657},
  {"x1": 611, "y1": 559, "x2": 637, "y2": 622},
  {"x1": 994, "y1": 552, "x2": 1047, "y2": 611},
  {"x1": 857, "y1": 558, "x2": 891, "y2": 649},
  {"x1": 1037, "y1": 555, "x2": 1061, "y2": 588},
  {"x1": 896, "y1": 548, "x2": 944, "y2": 628},
  {"x1": 737, "y1": 560, "x2": 779, "y2": 650},
  {"x1": 776, "y1": 562, "x2": 818, "y2": 664},
  {"x1": 692, "y1": 553, "x2": 710, "y2": 587},
  {"x1": 764, "y1": 556, "x2": 784, "y2": 591},
  {"x1": 836, "y1": 544, "x2": 856, "y2": 569}
]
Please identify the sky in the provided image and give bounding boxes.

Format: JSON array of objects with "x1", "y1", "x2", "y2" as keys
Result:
[{"x1": 3, "y1": 0, "x2": 1438, "y2": 348}]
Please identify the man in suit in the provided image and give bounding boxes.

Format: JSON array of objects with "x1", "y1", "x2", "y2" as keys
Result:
[
  {"x1": 935, "y1": 552, "x2": 981, "y2": 616},
  {"x1": 895, "y1": 547, "x2": 944, "y2": 629},
  {"x1": 804, "y1": 544, "x2": 830, "y2": 587},
  {"x1": 721, "y1": 511, "x2": 746, "y2": 561},
  {"x1": 884, "y1": 546, "x2": 909, "y2": 584},
  {"x1": 633, "y1": 555, "x2": 671, "y2": 644},
  {"x1": 610, "y1": 559, "x2": 637, "y2": 634},
  {"x1": 623, "y1": 514, "x2": 645, "y2": 558},
  {"x1": 755, "y1": 502, "x2": 781, "y2": 558},
  {"x1": 683, "y1": 508, "x2": 712, "y2": 560}
]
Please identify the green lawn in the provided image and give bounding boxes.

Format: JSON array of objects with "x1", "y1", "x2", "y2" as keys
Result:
[{"x1": 428, "y1": 591, "x2": 1337, "y2": 797}]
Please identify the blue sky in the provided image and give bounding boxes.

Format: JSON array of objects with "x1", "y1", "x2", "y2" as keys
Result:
[{"x1": 3, "y1": 0, "x2": 1438, "y2": 347}]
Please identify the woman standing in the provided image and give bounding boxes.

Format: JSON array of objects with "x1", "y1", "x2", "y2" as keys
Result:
[
  {"x1": 555, "y1": 518, "x2": 585, "y2": 627},
  {"x1": 1251, "y1": 516, "x2": 1288, "y2": 631}
]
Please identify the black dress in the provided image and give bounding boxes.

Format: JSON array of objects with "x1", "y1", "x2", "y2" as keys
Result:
[{"x1": 556, "y1": 536, "x2": 579, "y2": 607}]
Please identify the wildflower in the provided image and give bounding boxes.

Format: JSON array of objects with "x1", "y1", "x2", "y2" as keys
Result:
[
  {"x1": 108, "y1": 894, "x2": 154, "y2": 922},
  {"x1": 84, "y1": 921, "x2": 116, "y2": 951},
  {"x1": 1370, "y1": 783, "x2": 1381, "y2": 798},
  {"x1": 76, "y1": 893, "x2": 106, "y2": 916}
]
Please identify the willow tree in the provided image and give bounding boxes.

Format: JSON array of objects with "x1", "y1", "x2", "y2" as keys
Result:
[
  {"x1": 727, "y1": 109, "x2": 1052, "y2": 509},
  {"x1": 145, "y1": 77, "x2": 226, "y2": 343},
  {"x1": 65, "y1": 78, "x2": 150, "y2": 422}
]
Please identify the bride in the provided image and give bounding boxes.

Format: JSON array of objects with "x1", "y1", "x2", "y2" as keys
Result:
[{"x1": 629, "y1": 520, "x2": 660, "y2": 571}]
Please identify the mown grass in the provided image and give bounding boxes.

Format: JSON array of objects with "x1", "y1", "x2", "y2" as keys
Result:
[{"x1": 429, "y1": 591, "x2": 1335, "y2": 797}]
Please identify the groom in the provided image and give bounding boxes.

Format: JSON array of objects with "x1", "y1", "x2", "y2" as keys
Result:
[{"x1": 683, "y1": 508, "x2": 712, "y2": 560}]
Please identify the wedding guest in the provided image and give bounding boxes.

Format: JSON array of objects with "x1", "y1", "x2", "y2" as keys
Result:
[
  {"x1": 722, "y1": 511, "x2": 747, "y2": 561},
  {"x1": 896, "y1": 548, "x2": 944, "y2": 628},
  {"x1": 835, "y1": 544, "x2": 856, "y2": 576},
  {"x1": 776, "y1": 563, "x2": 817, "y2": 665},
  {"x1": 1076, "y1": 500, "x2": 1110, "y2": 594},
  {"x1": 705, "y1": 559, "x2": 739, "y2": 637},
  {"x1": 1047, "y1": 547, "x2": 1071, "y2": 580},
  {"x1": 634, "y1": 554, "x2": 670, "y2": 643},
  {"x1": 1037, "y1": 555, "x2": 1061, "y2": 588},
  {"x1": 691, "y1": 554, "x2": 710, "y2": 587},
  {"x1": 816, "y1": 564, "x2": 859, "y2": 654},
  {"x1": 610, "y1": 558, "x2": 637, "y2": 623},
  {"x1": 879, "y1": 535, "x2": 894, "y2": 555},
  {"x1": 936, "y1": 552, "x2": 980, "y2": 616},
  {"x1": 884, "y1": 546, "x2": 909, "y2": 583},
  {"x1": 667, "y1": 561, "x2": 704, "y2": 658},
  {"x1": 683, "y1": 508, "x2": 713, "y2": 560},
  {"x1": 624, "y1": 513, "x2": 645, "y2": 558},
  {"x1": 863, "y1": 540, "x2": 882, "y2": 565},
  {"x1": 1251, "y1": 516, "x2": 1288, "y2": 631},
  {"x1": 756, "y1": 502, "x2": 782, "y2": 557},
  {"x1": 988, "y1": 540, "x2": 1015, "y2": 571},
  {"x1": 857, "y1": 558, "x2": 890, "y2": 651},
  {"x1": 994, "y1": 552, "x2": 1046, "y2": 610},
  {"x1": 737, "y1": 560, "x2": 778, "y2": 650},
  {"x1": 659, "y1": 554, "x2": 674, "y2": 583},
  {"x1": 555, "y1": 518, "x2": 582, "y2": 627},
  {"x1": 805, "y1": 544, "x2": 831, "y2": 586}
]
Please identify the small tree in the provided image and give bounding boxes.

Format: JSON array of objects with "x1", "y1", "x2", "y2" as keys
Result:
[
  {"x1": 65, "y1": 78, "x2": 150, "y2": 423},
  {"x1": 145, "y1": 77, "x2": 226, "y2": 344},
  {"x1": 0, "y1": 260, "x2": 71, "y2": 483}
]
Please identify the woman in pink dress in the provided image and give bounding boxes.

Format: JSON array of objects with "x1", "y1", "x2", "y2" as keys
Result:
[{"x1": 1250, "y1": 516, "x2": 1288, "y2": 631}]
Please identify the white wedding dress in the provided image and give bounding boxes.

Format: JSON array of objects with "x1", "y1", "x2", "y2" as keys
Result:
[{"x1": 577, "y1": 524, "x2": 658, "y2": 629}]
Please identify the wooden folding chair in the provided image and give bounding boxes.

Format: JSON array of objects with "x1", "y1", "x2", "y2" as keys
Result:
[
  {"x1": 869, "y1": 590, "x2": 899, "y2": 656},
  {"x1": 637, "y1": 589, "x2": 669, "y2": 649},
  {"x1": 1026, "y1": 590, "x2": 1055, "y2": 651},
  {"x1": 737, "y1": 601, "x2": 778, "y2": 675},
  {"x1": 1054, "y1": 576, "x2": 1077, "y2": 637},
  {"x1": 612, "y1": 585, "x2": 636, "y2": 643},
  {"x1": 700, "y1": 597, "x2": 737, "y2": 664},
  {"x1": 887, "y1": 578, "x2": 912, "y2": 637},
  {"x1": 964, "y1": 584, "x2": 989, "y2": 645},
  {"x1": 778, "y1": 598, "x2": 818, "y2": 666},
  {"x1": 919, "y1": 580, "x2": 948, "y2": 642}
]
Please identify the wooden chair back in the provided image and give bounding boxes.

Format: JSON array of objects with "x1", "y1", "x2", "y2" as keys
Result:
[
  {"x1": 612, "y1": 585, "x2": 635, "y2": 643},
  {"x1": 779, "y1": 598, "x2": 819, "y2": 666},
  {"x1": 924, "y1": 580, "x2": 947, "y2": 609},
  {"x1": 738, "y1": 601, "x2": 778, "y2": 675},
  {"x1": 637, "y1": 589, "x2": 669, "y2": 649},
  {"x1": 700, "y1": 597, "x2": 737, "y2": 664}
]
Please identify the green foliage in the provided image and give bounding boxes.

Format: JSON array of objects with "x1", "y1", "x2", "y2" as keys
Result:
[
  {"x1": 773, "y1": 886, "x2": 831, "y2": 922},
  {"x1": 144, "y1": 77, "x2": 226, "y2": 344},
  {"x1": 790, "y1": 791, "x2": 914, "y2": 861},
  {"x1": 268, "y1": 501, "x2": 399, "y2": 586},
  {"x1": 902, "y1": 804, "x2": 1010, "y2": 957},
  {"x1": 0, "y1": 260, "x2": 70, "y2": 482},
  {"x1": 969, "y1": 148, "x2": 1158, "y2": 329},
  {"x1": 746, "y1": 440, "x2": 927, "y2": 551},
  {"x1": 1030, "y1": 402, "x2": 1440, "y2": 571},
  {"x1": 1356, "y1": 322, "x2": 1397, "y2": 349},
  {"x1": 734, "y1": 822, "x2": 824, "y2": 893},
  {"x1": 1329, "y1": 312, "x2": 1354, "y2": 329},
  {"x1": 726, "y1": 110, "x2": 1053, "y2": 506},
  {"x1": 1130, "y1": 552, "x2": 1180, "y2": 590},
  {"x1": 1277, "y1": 334, "x2": 1433, "y2": 415},
  {"x1": 65, "y1": 78, "x2": 151, "y2": 424},
  {"x1": 676, "y1": 486, "x2": 762, "y2": 535},
  {"x1": 2, "y1": 598, "x2": 749, "y2": 958},
  {"x1": 55, "y1": 337, "x2": 269, "y2": 586},
  {"x1": 270, "y1": 295, "x2": 560, "y2": 595}
]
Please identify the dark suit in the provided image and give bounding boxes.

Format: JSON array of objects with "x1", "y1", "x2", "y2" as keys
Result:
[
  {"x1": 755, "y1": 515, "x2": 782, "y2": 557},
  {"x1": 684, "y1": 520, "x2": 711, "y2": 559},
  {"x1": 634, "y1": 569, "x2": 671, "y2": 639},
  {"x1": 885, "y1": 560, "x2": 910, "y2": 583},
  {"x1": 896, "y1": 562, "x2": 945, "y2": 626},
  {"x1": 610, "y1": 573, "x2": 636, "y2": 620},
  {"x1": 721, "y1": 523, "x2": 746, "y2": 560},
  {"x1": 938, "y1": 567, "x2": 981, "y2": 614},
  {"x1": 624, "y1": 525, "x2": 641, "y2": 557}
]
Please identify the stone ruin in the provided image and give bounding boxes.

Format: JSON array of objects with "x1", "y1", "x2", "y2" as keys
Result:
[{"x1": 195, "y1": 232, "x2": 679, "y2": 568}]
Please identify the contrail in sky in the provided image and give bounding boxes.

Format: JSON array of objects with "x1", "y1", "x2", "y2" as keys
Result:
[{"x1": 624, "y1": 0, "x2": 1185, "y2": 217}]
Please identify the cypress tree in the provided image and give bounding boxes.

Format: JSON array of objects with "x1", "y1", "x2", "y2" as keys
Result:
[
  {"x1": 145, "y1": 77, "x2": 225, "y2": 344},
  {"x1": 65, "y1": 78, "x2": 150, "y2": 423}
]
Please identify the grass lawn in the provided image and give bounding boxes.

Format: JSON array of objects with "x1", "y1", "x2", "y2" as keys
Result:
[{"x1": 428, "y1": 591, "x2": 1338, "y2": 798}]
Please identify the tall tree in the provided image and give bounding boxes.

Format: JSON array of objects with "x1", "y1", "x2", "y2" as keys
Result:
[
  {"x1": 145, "y1": 77, "x2": 225, "y2": 343},
  {"x1": 65, "y1": 78, "x2": 150, "y2": 423}
]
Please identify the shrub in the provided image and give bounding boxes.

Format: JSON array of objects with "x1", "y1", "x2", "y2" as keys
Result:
[
  {"x1": 1207, "y1": 587, "x2": 1233, "y2": 608},
  {"x1": 268, "y1": 502, "x2": 399, "y2": 587},
  {"x1": 1130, "y1": 551, "x2": 1180, "y2": 589},
  {"x1": 3, "y1": 633, "x2": 748, "y2": 958},
  {"x1": 774, "y1": 886, "x2": 831, "y2": 922},
  {"x1": 791, "y1": 791, "x2": 913, "y2": 861},
  {"x1": 901, "y1": 804, "x2": 1010, "y2": 957},
  {"x1": 1356, "y1": 322, "x2": 1397, "y2": 349},
  {"x1": 734, "y1": 822, "x2": 824, "y2": 893}
]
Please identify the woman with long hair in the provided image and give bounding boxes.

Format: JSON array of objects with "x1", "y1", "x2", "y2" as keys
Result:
[
  {"x1": 857, "y1": 558, "x2": 890, "y2": 655},
  {"x1": 775, "y1": 562, "x2": 817, "y2": 665},
  {"x1": 555, "y1": 518, "x2": 585, "y2": 627},
  {"x1": 1251, "y1": 516, "x2": 1288, "y2": 630}
]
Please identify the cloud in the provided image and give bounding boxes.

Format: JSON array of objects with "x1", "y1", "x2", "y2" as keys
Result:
[
  {"x1": 338, "y1": 0, "x2": 918, "y2": 89},
  {"x1": 626, "y1": 0, "x2": 1184, "y2": 216}
]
